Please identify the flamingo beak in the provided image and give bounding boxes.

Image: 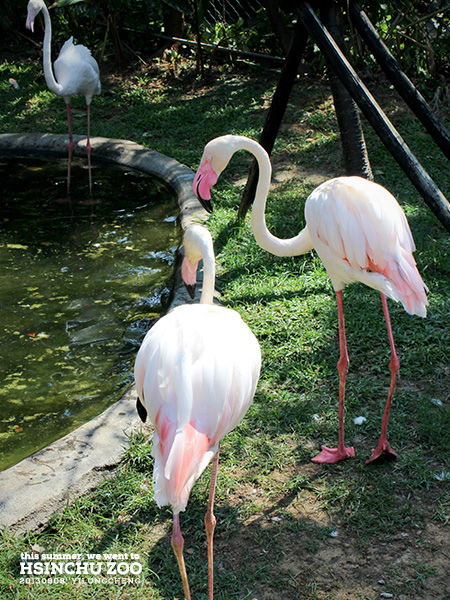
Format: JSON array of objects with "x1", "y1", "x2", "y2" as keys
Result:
[
  {"x1": 198, "y1": 194, "x2": 213, "y2": 215},
  {"x1": 26, "y1": 16, "x2": 35, "y2": 32},
  {"x1": 185, "y1": 283, "x2": 196, "y2": 299},
  {"x1": 136, "y1": 398, "x2": 147, "y2": 423},
  {"x1": 25, "y1": 6, "x2": 38, "y2": 32},
  {"x1": 181, "y1": 256, "x2": 198, "y2": 299},
  {"x1": 25, "y1": 2, "x2": 39, "y2": 33},
  {"x1": 193, "y1": 160, "x2": 218, "y2": 214}
]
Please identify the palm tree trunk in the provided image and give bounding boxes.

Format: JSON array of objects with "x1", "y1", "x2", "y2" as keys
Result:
[
  {"x1": 238, "y1": 19, "x2": 308, "y2": 218},
  {"x1": 320, "y1": 0, "x2": 373, "y2": 179}
]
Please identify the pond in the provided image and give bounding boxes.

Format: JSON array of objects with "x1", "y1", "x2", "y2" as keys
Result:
[{"x1": 0, "y1": 156, "x2": 180, "y2": 471}]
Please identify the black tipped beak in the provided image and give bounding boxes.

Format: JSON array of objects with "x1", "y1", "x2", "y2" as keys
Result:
[
  {"x1": 195, "y1": 179, "x2": 214, "y2": 214},
  {"x1": 199, "y1": 198, "x2": 213, "y2": 214},
  {"x1": 185, "y1": 283, "x2": 196, "y2": 299},
  {"x1": 136, "y1": 398, "x2": 147, "y2": 423}
]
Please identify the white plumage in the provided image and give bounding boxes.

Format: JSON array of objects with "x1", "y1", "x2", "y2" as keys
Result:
[
  {"x1": 305, "y1": 176, "x2": 427, "y2": 317},
  {"x1": 135, "y1": 302, "x2": 260, "y2": 513},
  {"x1": 53, "y1": 37, "x2": 101, "y2": 103}
]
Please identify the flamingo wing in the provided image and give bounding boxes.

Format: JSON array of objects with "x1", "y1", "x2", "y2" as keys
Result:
[
  {"x1": 54, "y1": 38, "x2": 101, "y2": 101},
  {"x1": 134, "y1": 303, "x2": 260, "y2": 513},
  {"x1": 305, "y1": 177, "x2": 428, "y2": 317}
]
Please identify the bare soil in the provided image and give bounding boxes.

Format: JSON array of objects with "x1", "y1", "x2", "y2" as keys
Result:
[{"x1": 215, "y1": 483, "x2": 449, "y2": 600}]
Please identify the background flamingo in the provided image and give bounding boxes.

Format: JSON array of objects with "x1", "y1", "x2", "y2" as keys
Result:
[
  {"x1": 25, "y1": 0, "x2": 101, "y2": 193},
  {"x1": 134, "y1": 224, "x2": 261, "y2": 599},
  {"x1": 193, "y1": 134, "x2": 428, "y2": 464}
]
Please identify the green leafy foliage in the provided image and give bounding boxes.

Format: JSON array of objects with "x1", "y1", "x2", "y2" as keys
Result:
[{"x1": 3, "y1": 0, "x2": 448, "y2": 83}]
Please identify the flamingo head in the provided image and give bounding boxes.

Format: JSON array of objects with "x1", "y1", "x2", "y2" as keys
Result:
[
  {"x1": 26, "y1": 0, "x2": 44, "y2": 32},
  {"x1": 193, "y1": 135, "x2": 239, "y2": 213},
  {"x1": 181, "y1": 224, "x2": 214, "y2": 298}
]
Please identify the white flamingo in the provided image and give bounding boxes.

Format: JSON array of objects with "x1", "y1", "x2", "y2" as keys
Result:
[
  {"x1": 26, "y1": 0, "x2": 101, "y2": 193},
  {"x1": 134, "y1": 224, "x2": 261, "y2": 599},
  {"x1": 193, "y1": 135, "x2": 428, "y2": 464}
]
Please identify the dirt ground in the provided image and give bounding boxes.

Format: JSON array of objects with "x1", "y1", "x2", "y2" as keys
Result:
[{"x1": 217, "y1": 483, "x2": 450, "y2": 600}]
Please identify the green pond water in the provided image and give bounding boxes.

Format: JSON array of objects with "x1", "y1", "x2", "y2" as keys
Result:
[{"x1": 0, "y1": 156, "x2": 180, "y2": 471}]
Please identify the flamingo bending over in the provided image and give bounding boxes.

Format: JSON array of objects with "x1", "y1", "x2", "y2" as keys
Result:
[
  {"x1": 193, "y1": 135, "x2": 428, "y2": 464},
  {"x1": 26, "y1": 0, "x2": 101, "y2": 193},
  {"x1": 134, "y1": 224, "x2": 261, "y2": 599}
]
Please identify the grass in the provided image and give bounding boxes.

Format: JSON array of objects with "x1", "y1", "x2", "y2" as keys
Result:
[{"x1": 1, "y1": 48, "x2": 449, "y2": 600}]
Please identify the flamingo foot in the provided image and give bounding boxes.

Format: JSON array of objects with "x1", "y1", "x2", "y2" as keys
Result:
[
  {"x1": 366, "y1": 440, "x2": 397, "y2": 464},
  {"x1": 312, "y1": 445, "x2": 355, "y2": 464}
]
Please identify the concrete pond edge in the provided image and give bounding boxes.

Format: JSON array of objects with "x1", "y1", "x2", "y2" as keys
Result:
[{"x1": 0, "y1": 133, "x2": 208, "y2": 534}]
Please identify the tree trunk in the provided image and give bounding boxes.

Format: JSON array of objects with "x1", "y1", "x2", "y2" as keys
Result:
[
  {"x1": 262, "y1": 0, "x2": 292, "y2": 55},
  {"x1": 163, "y1": 5, "x2": 185, "y2": 39},
  {"x1": 320, "y1": 0, "x2": 373, "y2": 179},
  {"x1": 238, "y1": 19, "x2": 309, "y2": 218},
  {"x1": 152, "y1": 4, "x2": 185, "y2": 57},
  {"x1": 193, "y1": 0, "x2": 204, "y2": 76}
]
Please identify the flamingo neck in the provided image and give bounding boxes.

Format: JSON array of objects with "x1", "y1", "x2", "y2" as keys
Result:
[
  {"x1": 233, "y1": 137, "x2": 313, "y2": 258},
  {"x1": 198, "y1": 237, "x2": 215, "y2": 305},
  {"x1": 41, "y1": 3, "x2": 63, "y2": 96}
]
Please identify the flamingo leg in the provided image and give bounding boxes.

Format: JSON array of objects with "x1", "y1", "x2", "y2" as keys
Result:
[
  {"x1": 205, "y1": 449, "x2": 220, "y2": 600},
  {"x1": 66, "y1": 102, "x2": 73, "y2": 193},
  {"x1": 366, "y1": 293, "x2": 399, "y2": 464},
  {"x1": 171, "y1": 513, "x2": 191, "y2": 600},
  {"x1": 312, "y1": 290, "x2": 355, "y2": 463},
  {"x1": 86, "y1": 102, "x2": 93, "y2": 194}
]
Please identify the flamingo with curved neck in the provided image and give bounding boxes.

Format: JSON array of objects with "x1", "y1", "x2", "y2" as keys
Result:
[
  {"x1": 193, "y1": 134, "x2": 428, "y2": 464},
  {"x1": 26, "y1": 0, "x2": 101, "y2": 193},
  {"x1": 135, "y1": 224, "x2": 261, "y2": 599}
]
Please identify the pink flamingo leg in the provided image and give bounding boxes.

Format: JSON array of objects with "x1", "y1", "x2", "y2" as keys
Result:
[
  {"x1": 66, "y1": 102, "x2": 73, "y2": 193},
  {"x1": 366, "y1": 293, "x2": 399, "y2": 463},
  {"x1": 205, "y1": 449, "x2": 220, "y2": 600},
  {"x1": 171, "y1": 513, "x2": 191, "y2": 600},
  {"x1": 86, "y1": 102, "x2": 93, "y2": 194},
  {"x1": 312, "y1": 290, "x2": 355, "y2": 463}
]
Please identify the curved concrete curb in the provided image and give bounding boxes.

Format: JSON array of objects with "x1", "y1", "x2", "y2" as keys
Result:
[{"x1": 0, "y1": 134, "x2": 207, "y2": 533}]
